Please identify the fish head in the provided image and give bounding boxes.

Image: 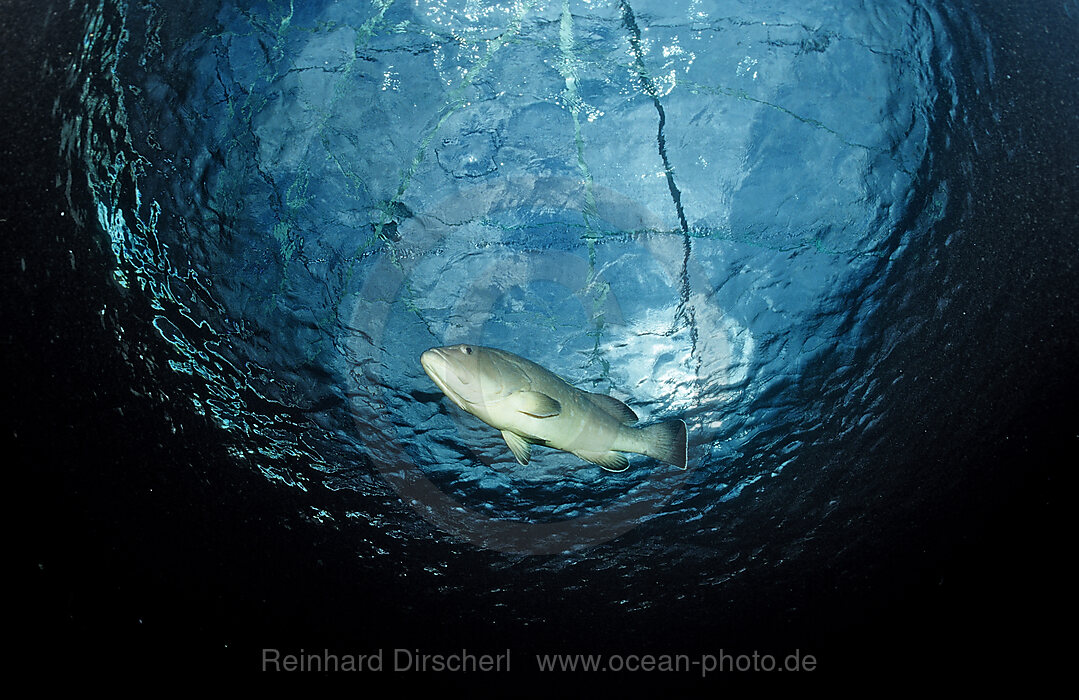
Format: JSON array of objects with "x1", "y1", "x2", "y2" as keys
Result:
[{"x1": 420, "y1": 344, "x2": 526, "y2": 413}]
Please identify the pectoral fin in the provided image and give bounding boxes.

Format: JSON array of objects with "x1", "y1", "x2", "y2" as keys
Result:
[
  {"x1": 502, "y1": 430, "x2": 533, "y2": 465},
  {"x1": 508, "y1": 390, "x2": 562, "y2": 418}
]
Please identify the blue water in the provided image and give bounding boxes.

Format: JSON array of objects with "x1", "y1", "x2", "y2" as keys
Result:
[{"x1": 44, "y1": 0, "x2": 1075, "y2": 671}]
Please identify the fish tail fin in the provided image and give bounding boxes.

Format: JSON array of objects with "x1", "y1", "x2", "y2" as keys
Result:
[{"x1": 638, "y1": 419, "x2": 688, "y2": 469}]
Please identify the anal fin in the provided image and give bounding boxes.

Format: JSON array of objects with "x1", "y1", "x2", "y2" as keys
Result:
[{"x1": 585, "y1": 451, "x2": 630, "y2": 472}]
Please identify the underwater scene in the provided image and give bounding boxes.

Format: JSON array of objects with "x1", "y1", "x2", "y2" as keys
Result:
[{"x1": 7, "y1": 0, "x2": 1076, "y2": 685}]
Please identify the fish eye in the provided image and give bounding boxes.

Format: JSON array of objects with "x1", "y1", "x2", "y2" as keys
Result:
[{"x1": 462, "y1": 346, "x2": 473, "y2": 355}]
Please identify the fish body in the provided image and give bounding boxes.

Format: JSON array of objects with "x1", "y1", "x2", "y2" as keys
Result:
[{"x1": 420, "y1": 344, "x2": 687, "y2": 471}]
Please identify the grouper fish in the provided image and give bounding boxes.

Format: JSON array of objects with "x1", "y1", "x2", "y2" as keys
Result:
[{"x1": 420, "y1": 344, "x2": 688, "y2": 471}]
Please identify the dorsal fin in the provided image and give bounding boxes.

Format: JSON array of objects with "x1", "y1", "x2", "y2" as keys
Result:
[{"x1": 585, "y1": 392, "x2": 638, "y2": 424}]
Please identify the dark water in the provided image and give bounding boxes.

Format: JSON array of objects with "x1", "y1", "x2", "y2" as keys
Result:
[{"x1": 6, "y1": 0, "x2": 1076, "y2": 685}]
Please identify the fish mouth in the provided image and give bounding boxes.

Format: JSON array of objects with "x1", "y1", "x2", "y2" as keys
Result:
[
  {"x1": 420, "y1": 348, "x2": 444, "y2": 381},
  {"x1": 420, "y1": 348, "x2": 456, "y2": 397}
]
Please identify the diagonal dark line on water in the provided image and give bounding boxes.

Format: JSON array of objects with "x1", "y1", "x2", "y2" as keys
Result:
[
  {"x1": 620, "y1": 1, "x2": 700, "y2": 384},
  {"x1": 619, "y1": 1, "x2": 689, "y2": 235}
]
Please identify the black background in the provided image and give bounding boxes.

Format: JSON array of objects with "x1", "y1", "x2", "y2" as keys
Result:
[{"x1": 5, "y1": 0, "x2": 1073, "y2": 688}]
